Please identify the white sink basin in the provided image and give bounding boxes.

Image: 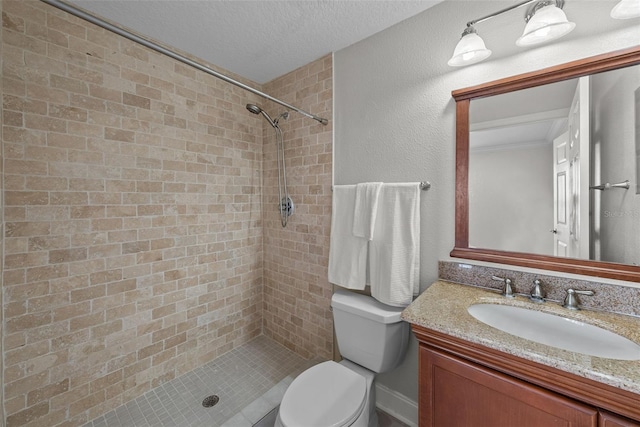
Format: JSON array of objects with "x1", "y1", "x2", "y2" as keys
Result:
[{"x1": 467, "y1": 303, "x2": 640, "y2": 360}]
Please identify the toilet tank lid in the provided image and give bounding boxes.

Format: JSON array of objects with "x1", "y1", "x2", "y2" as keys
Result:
[{"x1": 331, "y1": 289, "x2": 406, "y2": 324}]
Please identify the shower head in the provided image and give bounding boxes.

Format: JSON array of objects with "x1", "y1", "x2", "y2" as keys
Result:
[
  {"x1": 246, "y1": 103, "x2": 276, "y2": 128},
  {"x1": 246, "y1": 103, "x2": 262, "y2": 115}
]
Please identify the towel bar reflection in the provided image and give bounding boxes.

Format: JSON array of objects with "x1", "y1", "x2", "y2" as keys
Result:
[{"x1": 589, "y1": 180, "x2": 630, "y2": 191}]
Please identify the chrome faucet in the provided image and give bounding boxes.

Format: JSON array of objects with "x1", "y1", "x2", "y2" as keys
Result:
[
  {"x1": 563, "y1": 289, "x2": 594, "y2": 310},
  {"x1": 492, "y1": 276, "x2": 515, "y2": 298},
  {"x1": 530, "y1": 279, "x2": 545, "y2": 303}
]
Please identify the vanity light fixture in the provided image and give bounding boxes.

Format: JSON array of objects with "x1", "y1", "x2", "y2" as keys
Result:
[
  {"x1": 448, "y1": 0, "x2": 575, "y2": 67},
  {"x1": 610, "y1": 0, "x2": 640, "y2": 19},
  {"x1": 516, "y1": 1, "x2": 575, "y2": 46},
  {"x1": 447, "y1": 26, "x2": 492, "y2": 67}
]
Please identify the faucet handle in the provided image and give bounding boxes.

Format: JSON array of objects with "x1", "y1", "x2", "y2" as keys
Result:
[
  {"x1": 530, "y1": 279, "x2": 545, "y2": 303},
  {"x1": 563, "y1": 289, "x2": 594, "y2": 310},
  {"x1": 492, "y1": 275, "x2": 515, "y2": 298}
]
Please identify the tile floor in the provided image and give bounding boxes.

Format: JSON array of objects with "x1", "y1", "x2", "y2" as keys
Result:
[{"x1": 83, "y1": 335, "x2": 410, "y2": 427}]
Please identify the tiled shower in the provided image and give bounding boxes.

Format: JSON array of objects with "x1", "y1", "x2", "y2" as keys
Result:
[{"x1": 1, "y1": 1, "x2": 333, "y2": 425}]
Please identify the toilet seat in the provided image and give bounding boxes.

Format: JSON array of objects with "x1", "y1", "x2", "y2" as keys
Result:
[{"x1": 279, "y1": 361, "x2": 367, "y2": 427}]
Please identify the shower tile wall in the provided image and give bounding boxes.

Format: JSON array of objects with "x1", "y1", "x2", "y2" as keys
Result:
[
  {"x1": 262, "y1": 58, "x2": 333, "y2": 360},
  {"x1": 0, "y1": 1, "x2": 292, "y2": 425}
]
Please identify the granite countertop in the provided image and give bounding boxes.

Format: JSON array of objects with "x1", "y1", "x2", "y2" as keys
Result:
[{"x1": 402, "y1": 280, "x2": 640, "y2": 395}]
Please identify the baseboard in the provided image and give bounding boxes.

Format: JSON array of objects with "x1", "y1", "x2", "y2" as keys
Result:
[{"x1": 375, "y1": 383, "x2": 418, "y2": 427}]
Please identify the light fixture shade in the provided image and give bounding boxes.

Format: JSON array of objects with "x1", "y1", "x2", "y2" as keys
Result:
[
  {"x1": 610, "y1": 0, "x2": 640, "y2": 19},
  {"x1": 516, "y1": 4, "x2": 576, "y2": 47},
  {"x1": 448, "y1": 29, "x2": 492, "y2": 67}
]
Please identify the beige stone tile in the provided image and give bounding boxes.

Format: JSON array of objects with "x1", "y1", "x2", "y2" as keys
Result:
[{"x1": 6, "y1": 401, "x2": 50, "y2": 427}]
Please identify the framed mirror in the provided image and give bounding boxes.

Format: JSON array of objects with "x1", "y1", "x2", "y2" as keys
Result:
[{"x1": 451, "y1": 46, "x2": 640, "y2": 282}]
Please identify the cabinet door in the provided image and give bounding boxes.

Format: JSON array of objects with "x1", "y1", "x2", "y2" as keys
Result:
[
  {"x1": 599, "y1": 411, "x2": 640, "y2": 427},
  {"x1": 419, "y1": 345, "x2": 598, "y2": 427}
]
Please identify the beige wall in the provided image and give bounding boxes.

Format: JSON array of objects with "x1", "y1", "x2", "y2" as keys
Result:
[
  {"x1": 1, "y1": 1, "x2": 286, "y2": 425},
  {"x1": 262, "y1": 58, "x2": 333, "y2": 360}
]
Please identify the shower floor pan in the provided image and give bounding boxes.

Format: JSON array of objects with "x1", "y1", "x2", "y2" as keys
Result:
[{"x1": 83, "y1": 336, "x2": 312, "y2": 427}]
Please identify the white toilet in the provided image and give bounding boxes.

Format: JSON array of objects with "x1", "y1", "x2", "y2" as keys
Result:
[{"x1": 275, "y1": 289, "x2": 410, "y2": 427}]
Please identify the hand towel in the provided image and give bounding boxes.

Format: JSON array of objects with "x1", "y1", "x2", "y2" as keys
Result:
[
  {"x1": 353, "y1": 182, "x2": 383, "y2": 240},
  {"x1": 328, "y1": 185, "x2": 368, "y2": 289},
  {"x1": 369, "y1": 183, "x2": 421, "y2": 307}
]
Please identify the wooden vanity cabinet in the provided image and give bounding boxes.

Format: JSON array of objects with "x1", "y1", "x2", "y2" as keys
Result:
[
  {"x1": 413, "y1": 325, "x2": 640, "y2": 427},
  {"x1": 420, "y1": 346, "x2": 598, "y2": 426},
  {"x1": 599, "y1": 411, "x2": 640, "y2": 427}
]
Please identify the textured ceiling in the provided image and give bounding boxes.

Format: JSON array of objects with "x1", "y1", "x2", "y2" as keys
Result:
[{"x1": 69, "y1": 0, "x2": 444, "y2": 84}]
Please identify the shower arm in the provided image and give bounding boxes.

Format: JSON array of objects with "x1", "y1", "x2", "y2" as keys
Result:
[{"x1": 40, "y1": 0, "x2": 329, "y2": 126}]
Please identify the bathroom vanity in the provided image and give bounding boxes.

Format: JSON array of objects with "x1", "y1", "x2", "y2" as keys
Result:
[{"x1": 402, "y1": 281, "x2": 640, "y2": 427}]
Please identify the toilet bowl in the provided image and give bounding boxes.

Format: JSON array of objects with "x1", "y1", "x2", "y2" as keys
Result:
[
  {"x1": 275, "y1": 289, "x2": 409, "y2": 427},
  {"x1": 275, "y1": 360, "x2": 376, "y2": 427}
]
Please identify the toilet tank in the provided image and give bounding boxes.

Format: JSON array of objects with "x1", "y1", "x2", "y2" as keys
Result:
[{"x1": 331, "y1": 289, "x2": 410, "y2": 373}]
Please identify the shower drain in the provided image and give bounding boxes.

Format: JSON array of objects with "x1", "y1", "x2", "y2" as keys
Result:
[{"x1": 202, "y1": 395, "x2": 220, "y2": 408}]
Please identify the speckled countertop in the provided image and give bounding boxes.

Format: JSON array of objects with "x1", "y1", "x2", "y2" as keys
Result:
[{"x1": 402, "y1": 280, "x2": 640, "y2": 395}]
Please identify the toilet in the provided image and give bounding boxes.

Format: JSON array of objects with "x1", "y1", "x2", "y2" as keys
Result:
[{"x1": 275, "y1": 289, "x2": 410, "y2": 427}]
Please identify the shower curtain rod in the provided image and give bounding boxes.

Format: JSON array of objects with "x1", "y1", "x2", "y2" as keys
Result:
[{"x1": 40, "y1": 0, "x2": 329, "y2": 126}]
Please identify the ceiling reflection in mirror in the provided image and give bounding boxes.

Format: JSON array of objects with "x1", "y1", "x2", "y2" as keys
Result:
[{"x1": 468, "y1": 64, "x2": 640, "y2": 266}]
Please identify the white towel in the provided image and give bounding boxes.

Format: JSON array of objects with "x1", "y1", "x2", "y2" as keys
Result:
[
  {"x1": 328, "y1": 185, "x2": 368, "y2": 289},
  {"x1": 353, "y1": 182, "x2": 382, "y2": 240},
  {"x1": 369, "y1": 183, "x2": 421, "y2": 307}
]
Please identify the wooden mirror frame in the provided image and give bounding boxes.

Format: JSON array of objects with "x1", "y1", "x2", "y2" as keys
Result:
[{"x1": 451, "y1": 46, "x2": 640, "y2": 282}]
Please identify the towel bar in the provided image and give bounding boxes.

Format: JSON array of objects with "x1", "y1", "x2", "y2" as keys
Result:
[
  {"x1": 589, "y1": 180, "x2": 630, "y2": 191},
  {"x1": 331, "y1": 182, "x2": 432, "y2": 191}
]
